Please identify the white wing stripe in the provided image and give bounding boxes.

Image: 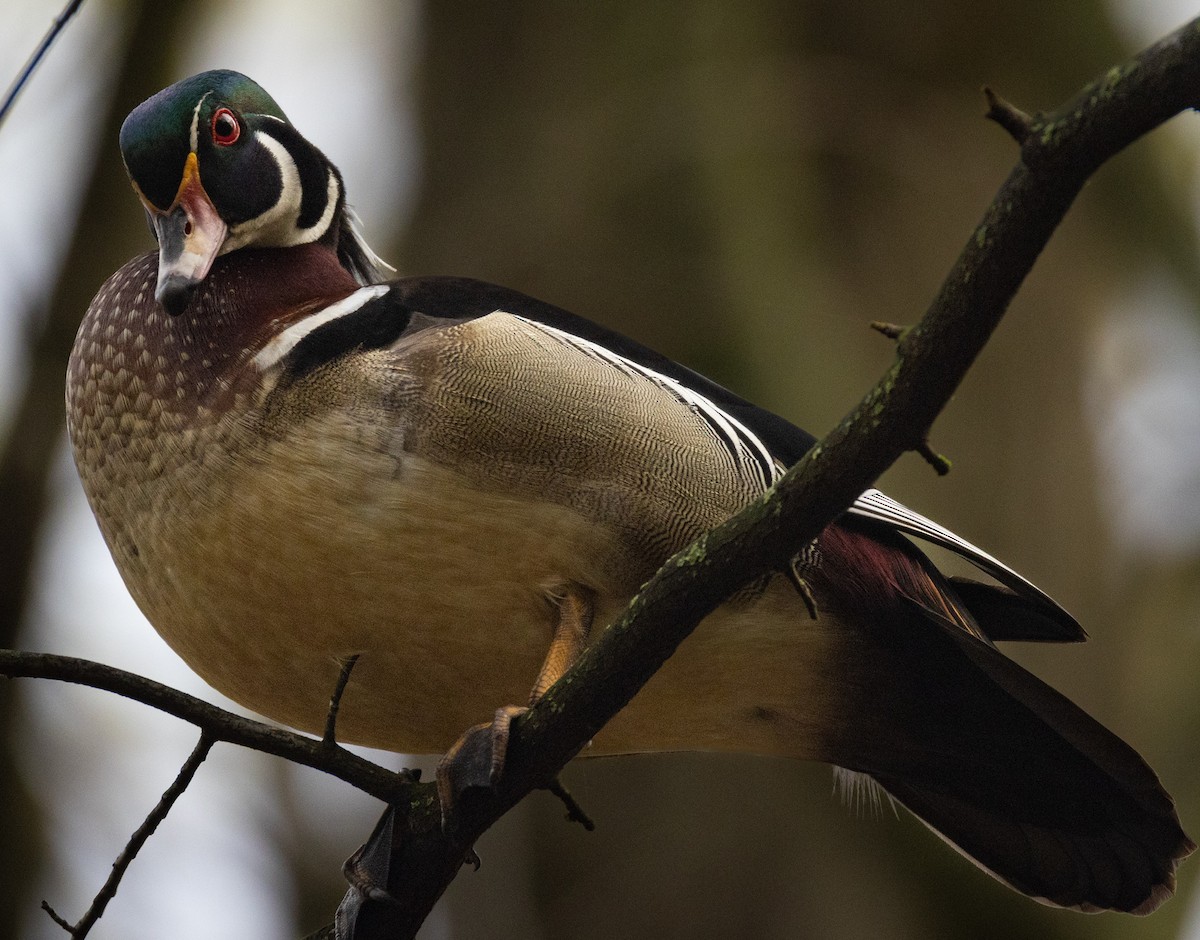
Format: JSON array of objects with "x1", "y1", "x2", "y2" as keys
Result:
[
  {"x1": 849, "y1": 488, "x2": 1061, "y2": 609},
  {"x1": 501, "y1": 315, "x2": 1060, "y2": 612},
  {"x1": 512, "y1": 314, "x2": 781, "y2": 488}
]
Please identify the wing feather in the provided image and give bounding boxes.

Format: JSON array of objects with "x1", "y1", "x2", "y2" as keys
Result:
[
  {"x1": 846, "y1": 489, "x2": 1078, "y2": 633},
  {"x1": 282, "y1": 275, "x2": 1078, "y2": 635}
]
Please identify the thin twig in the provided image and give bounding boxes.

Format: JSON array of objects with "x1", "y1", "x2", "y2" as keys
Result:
[
  {"x1": 0, "y1": 649, "x2": 414, "y2": 801},
  {"x1": 546, "y1": 778, "x2": 596, "y2": 831},
  {"x1": 785, "y1": 561, "x2": 819, "y2": 620},
  {"x1": 983, "y1": 86, "x2": 1033, "y2": 144},
  {"x1": 323, "y1": 653, "x2": 360, "y2": 747},
  {"x1": 11, "y1": 15, "x2": 1200, "y2": 938},
  {"x1": 869, "y1": 320, "x2": 907, "y2": 341},
  {"x1": 39, "y1": 902, "x2": 72, "y2": 932},
  {"x1": 43, "y1": 733, "x2": 215, "y2": 937},
  {"x1": 915, "y1": 440, "x2": 953, "y2": 476},
  {"x1": 0, "y1": 0, "x2": 87, "y2": 132}
]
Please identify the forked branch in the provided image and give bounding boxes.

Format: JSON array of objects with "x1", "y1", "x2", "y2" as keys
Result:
[{"x1": 3, "y1": 14, "x2": 1200, "y2": 940}]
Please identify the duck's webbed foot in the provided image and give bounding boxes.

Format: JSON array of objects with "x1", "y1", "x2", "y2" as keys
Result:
[{"x1": 435, "y1": 584, "x2": 594, "y2": 821}]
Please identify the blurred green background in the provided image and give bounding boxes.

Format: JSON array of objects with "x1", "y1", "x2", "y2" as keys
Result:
[{"x1": 1, "y1": 1, "x2": 1198, "y2": 937}]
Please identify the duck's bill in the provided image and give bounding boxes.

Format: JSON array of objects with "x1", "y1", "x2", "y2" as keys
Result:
[{"x1": 147, "y1": 152, "x2": 228, "y2": 316}]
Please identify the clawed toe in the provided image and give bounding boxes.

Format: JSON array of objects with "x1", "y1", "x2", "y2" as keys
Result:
[
  {"x1": 435, "y1": 584, "x2": 594, "y2": 825},
  {"x1": 435, "y1": 705, "x2": 528, "y2": 823}
]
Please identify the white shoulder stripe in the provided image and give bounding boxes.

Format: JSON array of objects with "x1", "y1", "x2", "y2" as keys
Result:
[
  {"x1": 254, "y1": 285, "x2": 389, "y2": 371},
  {"x1": 511, "y1": 314, "x2": 782, "y2": 489}
]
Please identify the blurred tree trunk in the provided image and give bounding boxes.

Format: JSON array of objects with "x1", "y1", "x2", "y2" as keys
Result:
[
  {"x1": 403, "y1": 2, "x2": 1196, "y2": 939},
  {"x1": 0, "y1": 1, "x2": 192, "y2": 933}
]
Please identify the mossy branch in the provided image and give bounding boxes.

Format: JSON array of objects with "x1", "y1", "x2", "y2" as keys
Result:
[
  {"x1": 340, "y1": 16, "x2": 1200, "y2": 936},
  {"x1": 5, "y1": 14, "x2": 1200, "y2": 940}
]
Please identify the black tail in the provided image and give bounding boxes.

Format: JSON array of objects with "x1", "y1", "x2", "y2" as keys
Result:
[
  {"x1": 816, "y1": 524, "x2": 1194, "y2": 913},
  {"x1": 870, "y1": 611, "x2": 1191, "y2": 913}
]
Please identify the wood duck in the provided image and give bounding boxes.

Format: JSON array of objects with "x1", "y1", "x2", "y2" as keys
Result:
[{"x1": 66, "y1": 70, "x2": 1191, "y2": 914}]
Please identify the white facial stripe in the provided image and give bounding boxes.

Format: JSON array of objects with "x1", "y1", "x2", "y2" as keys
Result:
[
  {"x1": 254, "y1": 285, "x2": 389, "y2": 371},
  {"x1": 512, "y1": 315, "x2": 781, "y2": 488},
  {"x1": 257, "y1": 131, "x2": 306, "y2": 231},
  {"x1": 220, "y1": 131, "x2": 303, "y2": 254},
  {"x1": 189, "y1": 92, "x2": 213, "y2": 153},
  {"x1": 304, "y1": 169, "x2": 341, "y2": 244},
  {"x1": 221, "y1": 130, "x2": 339, "y2": 254}
]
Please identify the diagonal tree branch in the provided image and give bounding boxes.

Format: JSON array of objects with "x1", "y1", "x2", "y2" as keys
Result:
[
  {"x1": 328, "y1": 16, "x2": 1200, "y2": 937},
  {"x1": 4, "y1": 16, "x2": 1200, "y2": 940},
  {"x1": 42, "y1": 732, "x2": 214, "y2": 938},
  {"x1": 0, "y1": 0, "x2": 87, "y2": 131}
]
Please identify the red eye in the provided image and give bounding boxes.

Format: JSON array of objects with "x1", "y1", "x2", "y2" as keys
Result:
[{"x1": 211, "y1": 108, "x2": 240, "y2": 146}]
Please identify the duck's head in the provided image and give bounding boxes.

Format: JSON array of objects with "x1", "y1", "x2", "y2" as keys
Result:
[{"x1": 120, "y1": 70, "x2": 387, "y2": 316}]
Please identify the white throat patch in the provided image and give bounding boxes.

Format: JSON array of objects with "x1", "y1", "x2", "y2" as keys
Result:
[{"x1": 222, "y1": 128, "x2": 341, "y2": 255}]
